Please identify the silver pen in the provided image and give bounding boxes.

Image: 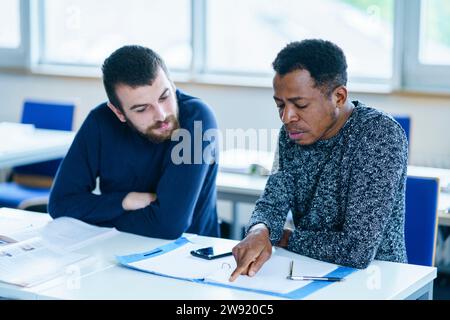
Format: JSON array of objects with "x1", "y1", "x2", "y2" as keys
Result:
[
  {"x1": 287, "y1": 275, "x2": 344, "y2": 282},
  {"x1": 287, "y1": 260, "x2": 344, "y2": 282}
]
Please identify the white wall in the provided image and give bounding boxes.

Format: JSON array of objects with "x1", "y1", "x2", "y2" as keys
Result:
[{"x1": 1, "y1": 71, "x2": 449, "y2": 168}]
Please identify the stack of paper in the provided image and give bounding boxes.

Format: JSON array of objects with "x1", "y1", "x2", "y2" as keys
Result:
[
  {"x1": 0, "y1": 237, "x2": 87, "y2": 287},
  {"x1": 0, "y1": 208, "x2": 51, "y2": 240},
  {"x1": 0, "y1": 208, "x2": 119, "y2": 287}
]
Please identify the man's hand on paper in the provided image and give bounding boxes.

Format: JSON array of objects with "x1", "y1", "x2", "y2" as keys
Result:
[
  {"x1": 229, "y1": 224, "x2": 272, "y2": 282},
  {"x1": 122, "y1": 192, "x2": 157, "y2": 211}
]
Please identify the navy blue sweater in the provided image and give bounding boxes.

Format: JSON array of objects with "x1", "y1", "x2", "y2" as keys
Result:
[{"x1": 49, "y1": 90, "x2": 219, "y2": 239}]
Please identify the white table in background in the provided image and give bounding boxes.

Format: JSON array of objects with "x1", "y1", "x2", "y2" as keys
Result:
[{"x1": 0, "y1": 123, "x2": 75, "y2": 168}]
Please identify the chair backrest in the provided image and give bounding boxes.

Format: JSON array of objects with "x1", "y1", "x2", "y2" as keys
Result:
[
  {"x1": 21, "y1": 100, "x2": 74, "y2": 131},
  {"x1": 404, "y1": 176, "x2": 439, "y2": 266},
  {"x1": 13, "y1": 100, "x2": 75, "y2": 178},
  {"x1": 393, "y1": 115, "x2": 411, "y2": 144}
]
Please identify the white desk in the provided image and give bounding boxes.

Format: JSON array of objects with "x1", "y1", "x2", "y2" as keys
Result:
[
  {"x1": 0, "y1": 124, "x2": 75, "y2": 168},
  {"x1": 217, "y1": 166, "x2": 450, "y2": 239},
  {"x1": 0, "y1": 209, "x2": 437, "y2": 300}
]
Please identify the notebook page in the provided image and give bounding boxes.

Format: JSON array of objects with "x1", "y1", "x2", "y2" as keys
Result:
[{"x1": 205, "y1": 254, "x2": 338, "y2": 294}]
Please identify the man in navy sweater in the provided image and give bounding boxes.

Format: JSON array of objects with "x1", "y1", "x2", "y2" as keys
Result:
[{"x1": 49, "y1": 45, "x2": 220, "y2": 239}]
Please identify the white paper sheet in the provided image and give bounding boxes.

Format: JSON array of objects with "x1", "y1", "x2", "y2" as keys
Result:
[
  {"x1": 0, "y1": 208, "x2": 51, "y2": 241},
  {"x1": 0, "y1": 209, "x2": 118, "y2": 288},
  {"x1": 205, "y1": 254, "x2": 338, "y2": 294},
  {"x1": 129, "y1": 241, "x2": 339, "y2": 294},
  {"x1": 0, "y1": 237, "x2": 87, "y2": 287},
  {"x1": 131, "y1": 242, "x2": 235, "y2": 279},
  {"x1": 37, "y1": 217, "x2": 119, "y2": 251},
  {"x1": 0, "y1": 208, "x2": 118, "y2": 251}
]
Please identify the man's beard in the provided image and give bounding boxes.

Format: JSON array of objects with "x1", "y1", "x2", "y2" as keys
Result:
[{"x1": 126, "y1": 114, "x2": 180, "y2": 144}]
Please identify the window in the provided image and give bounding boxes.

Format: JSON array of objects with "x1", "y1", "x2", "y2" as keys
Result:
[
  {"x1": 1, "y1": 0, "x2": 449, "y2": 93},
  {"x1": 0, "y1": 0, "x2": 20, "y2": 48},
  {"x1": 403, "y1": 0, "x2": 450, "y2": 91},
  {"x1": 41, "y1": 0, "x2": 191, "y2": 70},
  {"x1": 419, "y1": 0, "x2": 450, "y2": 65},
  {"x1": 0, "y1": 0, "x2": 26, "y2": 69},
  {"x1": 206, "y1": 0, "x2": 394, "y2": 82}
]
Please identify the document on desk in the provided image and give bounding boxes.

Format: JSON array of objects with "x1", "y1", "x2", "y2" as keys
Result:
[
  {"x1": 0, "y1": 208, "x2": 119, "y2": 251},
  {"x1": 204, "y1": 254, "x2": 337, "y2": 294},
  {"x1": 0, "y1": 208, "x2": 51, "y2": 243},
  {"x1": 118, "y1": 239, "x2": 342, "y2": 295},
  {"x1": 0, "y1": 208, "x2": 119, "y2": 287},
  {"x1": 130, "y1": 242, "x2": 228, "y2": 279},
  {"x1": 0, "y1": 237, "x2": 88, "y2": 287},
  {"x1": 35, "y1": 217, "x2": 120, "y2": 251}
]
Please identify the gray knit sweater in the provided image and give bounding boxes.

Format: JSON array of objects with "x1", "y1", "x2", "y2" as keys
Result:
[{"x1": 247, "y1": 101, "x2": 408, "y2": 269}]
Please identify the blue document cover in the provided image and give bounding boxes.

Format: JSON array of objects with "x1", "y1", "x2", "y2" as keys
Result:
[{"x1": 116, "y1": 237, "x2": 356, "y2": 299}]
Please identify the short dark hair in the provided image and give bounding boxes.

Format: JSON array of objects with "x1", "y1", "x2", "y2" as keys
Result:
[
  {"x1": 102, "y1": 45, "x2": 170, "y2": 110},
  {"x1": 272, "y1": 39, "x2": 348, "y2": 97}
]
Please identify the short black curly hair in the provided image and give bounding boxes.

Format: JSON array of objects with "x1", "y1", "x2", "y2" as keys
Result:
[
  {"x1": 272, "y1": 39, "x2": 348, "y2": 97},
  {"x1": 102, "y1": 45, "x2": 170, "y2": 110}
]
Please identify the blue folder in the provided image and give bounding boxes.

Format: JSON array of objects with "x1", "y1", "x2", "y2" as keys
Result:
[{"x1": 116, "y1": 237, "x2": 356, "y2": 299}]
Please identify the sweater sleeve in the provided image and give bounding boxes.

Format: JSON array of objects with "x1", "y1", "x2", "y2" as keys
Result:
[
  {"x1": 105, "y1": 102, "x2": 219, "y2": 239},
  {"x1": 246, "y1": 171, "x2": 294, "y2": 244},
  {"x1": 287, "y1": 118, "x2": 408, "y2": 269},
  {"x1": 48, "y1": 111, "x2": 128, "y2": 224},
  {"x1": 245, "y1": 127, "x2": 294, "y2": 244}
]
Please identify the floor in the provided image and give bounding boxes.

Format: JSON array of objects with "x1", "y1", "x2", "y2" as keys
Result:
[{"x1": 434, "y1": 272, "x2": 450, "y2": 300}]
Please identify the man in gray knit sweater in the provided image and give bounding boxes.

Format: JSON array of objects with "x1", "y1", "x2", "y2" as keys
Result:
[{"x1": 230, "y1": 39, "x2": 408, "y2": 281}]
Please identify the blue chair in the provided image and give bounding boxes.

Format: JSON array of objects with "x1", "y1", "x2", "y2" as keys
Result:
[
  {"x1": 393, "y1": 115, "x2": 411, "y2": 144},
  {"x1": 405, "y1": 176, "x2": 439, "y2": 266},
  {"x1": 0, "y1": 100, "x2": 75, "y2": 210}
]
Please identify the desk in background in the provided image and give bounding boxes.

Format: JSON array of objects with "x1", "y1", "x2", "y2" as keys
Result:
[
  {"x1": 0, "y1": 209, "x2": 437, "y2": 300},
  {"x1": 217, "y1": 165, "x2": 450, "y2": 240},
  {"x1": 0, "y1": 123, "x2": 75, "y2": 169}
]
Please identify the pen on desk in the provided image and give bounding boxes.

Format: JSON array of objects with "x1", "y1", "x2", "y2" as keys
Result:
[
  {"x1": 286, "y1": 275, "x2": 344, "y2": 282},
  {"x1": 287, "y1": 260, "x2": 344, "y2": 282},
  {"x1": 289, "y1": 260, "x2": 294, "y2": 278}
]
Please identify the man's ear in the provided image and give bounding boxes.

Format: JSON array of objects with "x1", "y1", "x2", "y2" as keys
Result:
[
  {"x1": 107, "y1": 102, "x2": 126, "y2": 123},
  {"x1": 333, "y1": 86, "x2": 348, "y2": 109}
]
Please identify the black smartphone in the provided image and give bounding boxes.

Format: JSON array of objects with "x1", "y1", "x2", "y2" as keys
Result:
[{"x1": 190, "y1": 246, "x2": 233, "y2": 260}]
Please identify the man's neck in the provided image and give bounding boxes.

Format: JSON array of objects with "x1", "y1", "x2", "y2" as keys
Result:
[{"x1": 321, "y1": 101, "x2": 355, "y2": 140}]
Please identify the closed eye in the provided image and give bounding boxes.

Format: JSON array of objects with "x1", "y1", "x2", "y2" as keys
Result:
[
  {"x1": 135, "y1": 106, "x2": 148, "y2": 113},
  {"x1": 159, "y1": 95, "x2": 169, "y2": 102}
]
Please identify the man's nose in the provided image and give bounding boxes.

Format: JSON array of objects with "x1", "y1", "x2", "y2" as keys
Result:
[
  {"x1": 154, "y1": 104, "x2": 167, "y2": 121},
  {"x1": 281, "y1": 104, "x2": 299, "y2": 124}
]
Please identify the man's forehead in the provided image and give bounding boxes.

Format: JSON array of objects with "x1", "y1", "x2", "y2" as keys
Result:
[
  {"x1": 116, "y1": 67, "x2": 170, "y2": 90},
  {"x1": 115, "y1": 85, "x2": 169, "y2": 111},
  {"x1": 274, "y1": 69, "x2": 314, "y2": 85},
  {"x1": 273, "y1": 71, "x2": 318, "y2": 98}
]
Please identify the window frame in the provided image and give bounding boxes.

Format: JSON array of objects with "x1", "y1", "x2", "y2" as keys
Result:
[
  {"x1": 0, "y1": 0, "x2": 30, "y2": 69},
  {"x1": 403, "y1": 0, "x2": 450, "y2": 92},
  {"x1": 0, "y1": 0, "x2": 449, "y2": 94}
]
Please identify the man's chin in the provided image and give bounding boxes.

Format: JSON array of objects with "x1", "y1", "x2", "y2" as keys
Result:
[
  {"x1": 144, "y1": 131, "x2": 173, "y2": 144},
  {"x1": 145, "y1": 123, "x2": 181, "y2": 143},
  {"x1": 291, "y1": 136, "x2": 316, "y2": 146}
]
